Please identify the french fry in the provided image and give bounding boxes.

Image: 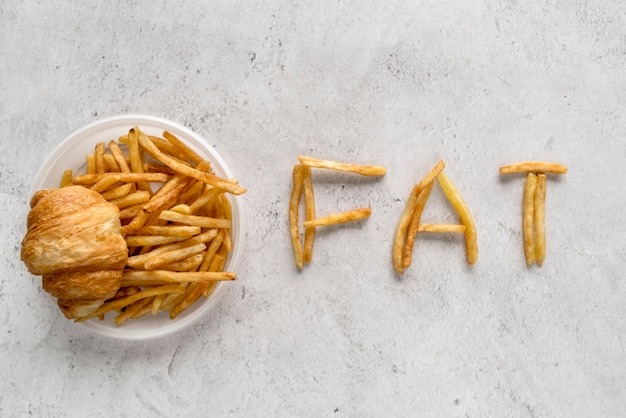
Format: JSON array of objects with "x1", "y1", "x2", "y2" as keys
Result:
[
  {"x1": 108, "y1": 140, "x2": 132, "y2": 174},
  {"x1": 393, "y1": 183, "x2": 421, "y2": 275},
  {"x1": 522, "y1": 173, "x2": 537, "y2": 266},
  {"x1": 171, "y1": 204, "x2": 192, "y2": 215},
  {"x1": 124, "y1": 234, "x2": 191, "y2": 247},
  {"x1": 112, "y1": 286, "x2": 142, "y2": 300},
  {"x1": 298, "y1": 156, "x2": 386, "y2": 176},
  {"x1": 72, "y1": 172, "x2": 169, "y2": 185},
  {"x1": 202, "y1": 253, "x2": 224, "y2": 297},
  {"x1": 133, "y1": 225, "x2": 201, "y2": 236},
  {"x1": 118, "y1": 203, "x2": 144, "y2": 219},
  {"x1": 199, "y1": 230, "x2": 225, "y2": 272},
  {"x1": 103, "y1": 153, "x2": 120, "y2": 172},
  {"x1": 163, "y1": 131, "x2": 204, "y2": 165},
  {"x1": 417, "y1": 224, "x2": 466, "y2": 233},
  {"x1": 156, "y1": 253, "x2": 205, "y2": 272},
  {"x1": 95, "y1": 142, "x2": 106, "y2": 174},
  {"x1": 189, "y1": 187, "x2": 222, "y2": 215},
  {"x1": 534, "y1": 174, "x2": 547, "y2": 266},
  {"x1": 158, "y1": 210, "x2": 231, "y2": 229},
  {"x1": 60, "y1": 170, "x2": 73, "y2": 188},
  {"x1": 302, "y1": 165, "x2": 316, "y2": 264},
  {"x1": 500, "y1": 161, "x2": 568, "y2": 175},
  {"x1": 144, "y1": 163, "x2": 177, "y2": 175},
  {"x1": 289, "y1": 164, "x2": 304, "y2": 270},
  {"x1": 151, "y1": 294, "x2": 166, "y2": 316},
  {"x1": 148, "y1": 135, "x2": 194, "y2": 163},
  {"x1": 108, "y1": 190, "x2": 151, "y2": 209},
  {"x1": 121, "y1": 270, "x2": 235, "y2": 287},
  {"x1": 159, "y1": 284, "x2": 190, "y2": 312},
  {"x1": 402, "y1": 182, "x2": 435, "y2": 269},
  {"x1": 90, "y1": 175, "x2": 119, "y2": 193},
  {"x1": 127, "y1": 128, "x2": 152, "y2": 194},
  {"x1": 86, "y1": 154, "x2": 96, "y2": 175},
  {"x1": 436, "y1": 171, "x2": 478, "y2": 265},
  {"x1": 143, "y1": 242, "x2": 207, "y2": 270},
  {"x1": 179, "y1": 181, "x2": 204, "y2": 205},
  {"x1": 101, "y1": 183, "x2": 133, "y2": 201},
  {"x1": 302, "y1": 208, "x2": 371, "y2": 228}
]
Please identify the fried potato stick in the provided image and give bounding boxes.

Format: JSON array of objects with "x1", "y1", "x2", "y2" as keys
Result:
[
  {"x1": 103, "y1": 153, "x2": 120, "y2": 172},
  {"x1": 303, "y1": 208, "x2": 371, "y2": 228},
  {"x1": 402, "y1": 182, "x2": 434, "y2": 269},
  {"x1": 158, "y1": 210, "x2": 231, "y2": 229},
  {"x1": 417, "y1": 224, "x2": 466, "y2": 233},
  {"x1": 156, "y1": 253, "x2": 205, "y2": 272},
  {"x1": 108, "y1": 140, "x2": 132, "y2": 173},
  {"x1": 436, "y1": 171, "x2": 478, "y2": 265},
  {"x1": 109, "y1": 190, "x2": 151, "y2": 209},
  {"x1": 523, "y1": 173, "x2": 538, "y2": 266},
  {"x1": 143, "y1": 242, "x2": 207, "y2": 270},
  {"x1": 302, "y1": 165, "x2": 316, "y2": 264},
  {"x1": 289, "y1": 165, "x2": 305, "y2": 270},
  {"x1": 101, "y1": 183, "x2": 133, "y2": 200},
  {"x1": 163, "y1": 131, "x2": 205, "y2": 165},
  {"x1": 72, "y1": 172, "x2": 169, "y2": 185},
  {"x1": 298, "y1": 156, "x2": 386, "y2": 176},
  {"x1": 60, "y1": 170, "x2": 73, "y2": 188},
  {"x1": 133, "y1": 225, "x2": 201, "y2": 236},
  {"x1": 124, "y1": 234, "x2": 191, "y2": 247},
  {"x1": 148, "y1": 135, "x2": 194, "y2": 163},
  {"x1": 534, "y1": 174, "x2": 547, "y2": 266},
  {"x1": 144, "y1": 163, "x2": 177, "y2": 175},
  {"x1": 500, "y1": 161, "x2": 568, "y2": 175},
  {"x1": 95, "y1": 142, "x2": 106, "y2": 174},
  {"x1": 393, "y1": 183, "x2": 421, "y2": 275},
  {"x1": 127, "y1": 128, "x2": 152, "y2": 194},
  {"x1": 199, "y1": 230, "x2": 225, "y2": 272},
  {"x1": 86, "y1": 154, "x2": 96, "y2": 175},
  {"x1": 121, "y1": 270, "x2": 235, "y2": 287},
  {"x1": 90, "y1": 175, "x2": 119, "y2": 193}
]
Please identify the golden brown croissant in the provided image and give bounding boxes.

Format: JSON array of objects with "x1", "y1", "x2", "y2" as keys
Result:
[{"x1": 21, "y1": 186, "x2": 128, "y2": 319}]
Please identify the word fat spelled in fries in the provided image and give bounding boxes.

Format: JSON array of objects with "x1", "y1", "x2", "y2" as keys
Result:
[{"x1": 286, "y1": 157, "x2": 567, "y2": 274}]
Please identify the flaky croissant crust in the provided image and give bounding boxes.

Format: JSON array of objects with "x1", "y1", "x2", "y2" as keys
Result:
[{"x1": 21, "y1": 186, "x2": 128, "y2": 318}]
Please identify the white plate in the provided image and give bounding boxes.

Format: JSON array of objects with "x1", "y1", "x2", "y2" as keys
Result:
[{"x1": 31, "y1": 114, "x2": 244, "y2": 340}]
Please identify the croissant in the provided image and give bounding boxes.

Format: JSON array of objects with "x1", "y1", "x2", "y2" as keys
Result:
[{"x1": 21, "y1": 186, "x2": 128, "y2": 319}]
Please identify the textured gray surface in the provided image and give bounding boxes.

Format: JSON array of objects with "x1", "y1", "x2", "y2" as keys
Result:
[{"x1": 1, "y1": 0, "x2": 625, "y2": 416}]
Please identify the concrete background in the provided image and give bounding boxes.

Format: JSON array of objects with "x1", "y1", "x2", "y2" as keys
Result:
[{"x1": 1, "y1": 0, "x2": 625, "y2": 416}]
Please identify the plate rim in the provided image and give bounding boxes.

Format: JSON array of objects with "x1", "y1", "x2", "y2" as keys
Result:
[{"x1": 30, "y1": 114, "x2": 244, "y2": 341}]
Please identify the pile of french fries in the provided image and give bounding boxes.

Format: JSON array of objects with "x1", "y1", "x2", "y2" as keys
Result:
[
  {"x1": 500, "y1": 161, "x2": 568, "y2": 266},
  {"x1": 289, "y1": 156, "x2": 386, "y2": 270},
  {"x1": 60, "y1": 126, "x2": 245, "y2": 325},
  {"x1": 393, "y1": 160, "x2": 478, "y2": 274}
]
